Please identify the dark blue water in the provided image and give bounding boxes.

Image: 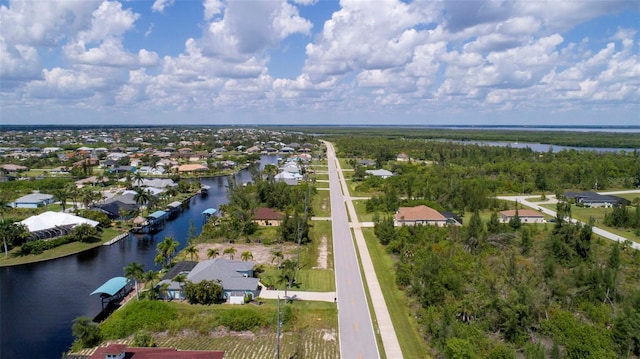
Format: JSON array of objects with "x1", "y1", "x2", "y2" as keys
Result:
[{"x1": 0, "y1": 156, "x2": 279, "y2": 359}]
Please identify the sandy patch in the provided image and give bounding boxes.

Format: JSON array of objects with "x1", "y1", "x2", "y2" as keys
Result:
[
  {"x1": 195, "y1": 242, "x2": 297, "y2": 265},
  {"x1": 315, "y1": 236, "x2": 328, "y2": 269}
]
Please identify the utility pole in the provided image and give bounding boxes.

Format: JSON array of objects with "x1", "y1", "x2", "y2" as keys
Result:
[{"x1": 276, "y1": 295, "x2": 281, "y2": 359}]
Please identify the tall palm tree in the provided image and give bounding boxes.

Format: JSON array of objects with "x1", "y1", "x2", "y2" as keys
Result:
[
  {"x1": 156, "y1": 236, "x2": 179, "y2": 267},
  {"x1": 51, "y1": 186, "x2": 71, "y2": 212},
  {"x1": 143, "y1": 270, "x2": 159, "y2": 298},
  {"x1": 133, "y1": 187, "x2": 152, "y2": 215},
  {"x1": 241, "y1": 250, "x2": 253, "y2": 261},
  {"x1": 271, "y1": 249, "x2": 284, "y2": 265},
  {"x1": 185, "y1": 245, "x2": 199, "y2": 261},
  {"x1": 1, "y1": 220, "x2": 28, "y2": 257},
  {"x1": 124, "y1": 261, "x2": 145, "y2": 301},
  {"x1": 223, "y1": 246, "x2": 237, "y2": 260},
  {"x1": 207, "y1": 247, "x2": 219, "y2": 259},
  {"x1": 133, "y1": 171, "x2": 144, "y2": 187}
]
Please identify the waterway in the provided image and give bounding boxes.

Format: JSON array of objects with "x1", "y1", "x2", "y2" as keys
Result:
[
  {"x1": 0, "y1": 155, "x2": 279, "y2": 359},
  {"x1": 432, "y1": 139, "x2": 637, "y2": 153}
]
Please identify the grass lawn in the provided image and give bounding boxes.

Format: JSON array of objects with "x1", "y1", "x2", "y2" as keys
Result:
[
  {"x1": 338, "y1": 158, "x2": 352, "y2": 170},
  {"x1": 312, "y1": 189, "x2": 331, "y2": 217},
  {"x1": 314, "y1": 173, "x2": 329, "y2": 181},
  {"x1": 361, "y1": 228, "x2": 432, "y2": 359},
  {"x1": 313, "y1": 181, "x2": 329, "y2": 189},
  {"x1": 614, "y1": 193, "x2": 640, "y2": 202},
  {"x1": 352, "y1": 200, "x2": 390, "y2": 223},
  {"x1": 0, "y1": 227, "x2": 124, "y2": 266},
  {"x1": 312, "y1": 220, "x2": 333, "y2": 270}
]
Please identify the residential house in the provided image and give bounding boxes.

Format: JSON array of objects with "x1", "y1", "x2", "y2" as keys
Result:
[
  {"x1": 396, "y1": 153, "x2": 409, "y2": 162},
  {"x1": 565, "y1": 191, "x2": 630, "y2": 208},
  {"x1": 178, "y1": 164, "x2": 208, "y2": 173},
  {"x1": 12, "y1": 193, "x2": 54, "y2": 208},
  {"x1": 21, "y1": 211, "x2": 99, "y2": 241},
  {"x1": 0, "y1": 164, "x2": 28, "y2": 173},
  {"x1": 365, "y1": 169, "x2": 394, "y2": 179},
  {"x1": 394, "y1": 205, "x2": 448, "y2": 227},
  {"x1": 253, "y1": 207, "x2": 284, "y2": 226},
  {"x1": 274, "y1": 171, "x2": 302, "y2": 185},
  {"x1": 499, "y1": 209, "x2": 545, "y2": 223},
  {"x1": 158, "y1": 258, "x2": 259, "y2": 304}
]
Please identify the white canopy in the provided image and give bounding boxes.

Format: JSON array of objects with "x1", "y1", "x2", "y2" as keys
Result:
[{"x1": 20, "y1": 211, "x2": 99, "y2": 233}]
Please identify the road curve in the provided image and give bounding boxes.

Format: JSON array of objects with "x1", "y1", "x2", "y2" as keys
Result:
[{"x1": 325, "y1": 141, "x2": 380, "y2": 359}]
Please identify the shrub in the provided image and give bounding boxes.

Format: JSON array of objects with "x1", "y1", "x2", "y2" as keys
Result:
[
  {"x1": 101, "y1": 301, "x2": 177, "y2": 339},
  {"x1": 132, "y1": 329, "x2": 155, "y2": 347},
  {"x1": 216, "y1": 308, "x2": 268, "y2": 331}
]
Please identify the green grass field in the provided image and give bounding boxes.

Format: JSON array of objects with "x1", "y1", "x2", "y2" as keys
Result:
[
  {"x1": 352, "y1": 200, "x2": 388, "y2": 222},
  {"x1": 312, "y1": 189, "x2": 331, "y2": 217},
  {"x1": 361, "y1": 228, "x2": 432, "y2": 359}
]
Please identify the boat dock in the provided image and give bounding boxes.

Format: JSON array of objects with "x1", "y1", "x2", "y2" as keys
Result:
[{"x1": 103, "y1": 232, "x2": 130, "y2": 246}]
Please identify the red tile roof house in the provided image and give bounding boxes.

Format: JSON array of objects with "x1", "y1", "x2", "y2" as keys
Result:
[
  {"x1": 253, "y1": 207, "x2": 285, "y2": 226},
  {"x1": 499, "y1": 209, "x2": 545, "y2": 223},
  {"x1": 89, "y1": 343, "x2": 224, "y2": 359},
  {"x1": 394, "y1": 205, "x2": 448, "y2": 227}
]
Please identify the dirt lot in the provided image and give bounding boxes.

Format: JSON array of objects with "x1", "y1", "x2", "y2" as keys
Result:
[{"x1": 194, "y1": 242, "x2": 297, "y2": 264}]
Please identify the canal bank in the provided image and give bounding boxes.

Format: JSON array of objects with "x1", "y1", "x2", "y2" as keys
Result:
[{"x1": 0, "y1": 155, "x2": 279, "y2": 359}]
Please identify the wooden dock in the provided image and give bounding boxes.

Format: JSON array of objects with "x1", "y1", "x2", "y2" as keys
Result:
[{"x1": 103, "y1": 232, "x2": 130, "y2": 246}]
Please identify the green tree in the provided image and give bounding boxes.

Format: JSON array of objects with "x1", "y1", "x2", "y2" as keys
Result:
[
  {"x1": 207, "y1": 247, "x2": 219, "y2": 259},
  {"x1": 508, "y1": 208, "x2": 522, "y2": 230},
  {"x1": 223, "y1": 246, "x2": 237, "y2": 260},
  {"x1": 72, "y1": 223, "x2": 99, "y2": 242},
  {"x1": 0, "y1": 220, "x2": 29, "y2": 256},
  {"x1": 487, "y1": 211, "x2": 501, "y2": 234},
  {"x1": 155, "y1": 236, "x2": 179, "y2": 267},
  {"x1": 520, "y1": 226, "x2": 532, "y2": 255},
  {"x1": 72, "y1": 316, "x2": 101, "y2": 349},
  {"x1": 183, "y1": 279, "x2": 223, "y2": 305},
  {"x1": 184, "y1": 245, "x2": 199, "y2": 261},
  {"x1": 51, "y1": 185, "x2": 73, "y2": 212},
  {"x1": 132, "y1": 329, "x2": 155, "y2": 347},
  {"x1": 124, "y1": 261, "x2": 145, "y2": 301},
  {"x1": 241, "y1": 250, "x2": 253, "y2": 261}
]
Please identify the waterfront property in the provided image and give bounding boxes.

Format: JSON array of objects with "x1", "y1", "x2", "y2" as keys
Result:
[
  {"x1": 157, "y1": 258, "x2": 259, "y2": 304},
  {"x1": 20, "y1": 211, "x2": 100, "y2": 240},
  {"x1": 499, "y1": 209, "x2": 545, "y2": 223},
  {"x1": 253, "y1": 207, "x2": 284, "y2": 226},
  {"x1": 90, "y1": 277, "x2": 133, "y2": 311},
  {"x1": 394, "y1": 205, "x2": 449, "y2": 226}
]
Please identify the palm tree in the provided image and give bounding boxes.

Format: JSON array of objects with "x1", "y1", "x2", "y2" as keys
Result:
[
  {"x1": 271, "y1": 249, "x2": 284, "y2": 265},
  {"x1": 279, "y1": 259, "x2": 297, "y2": 296},
  {"x1": 223, "y1": 246, "x2": 237, "y2": 260},
  {"x1": 133, "y1": 171, "x2": 144, "y2": 187},
  {"x1": 143, "y1": 270, "x2": 159, "y2": 298},
  {"x1": 207, "y1": 247, "x2": 219, "y2": 259},
  {"x1": 133, "y1": 187, "x2": 152, "y2": 214},
  {"x1": 241, "y1": 250, "x2": 253, "y2": 261},
  {"x1": 155, "y1": 236, "x2": 179, "y2": 267},
  {"x1": 174, "y1": 274, "x2": 187, "y2": 299},
  {"x1": 0, "y1": 220, "x2": 28, "y2": 257},
  {"x1": 51, "y1": 186, "x2": 72, "y2": 212},
  {"x1": 185, "y1": 245, "x2": 199, "y2": 261},
  {"x1": 124, "y1": 261, "x2": 145, "y2": 301}
]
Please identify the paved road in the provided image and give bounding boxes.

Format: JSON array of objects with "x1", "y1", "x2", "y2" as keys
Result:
[
  {"x1": 497, "y1": 192, "x2": 640, "y2": 251},
  {"x1": 325, "y1": 141, "x2": 380, "y2": 359}
]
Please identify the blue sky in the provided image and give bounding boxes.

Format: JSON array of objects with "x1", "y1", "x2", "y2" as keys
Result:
[{"x1": 1, "y1": 0, "x2": 638, "y2": 126}]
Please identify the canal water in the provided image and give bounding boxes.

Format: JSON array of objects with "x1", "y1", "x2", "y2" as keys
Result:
[{"x1": 0, "y1": 155, "x2": 279, "y2": 359}]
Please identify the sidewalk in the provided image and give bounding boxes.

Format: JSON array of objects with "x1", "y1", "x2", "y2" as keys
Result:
[{"x1": 257, "y1": 286, "x2": 336, "y2": 302}]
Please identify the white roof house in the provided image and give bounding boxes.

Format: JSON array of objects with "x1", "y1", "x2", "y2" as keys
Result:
[
  {"x1": 365, "y1": 169, "x2": 394, "y2": 179},
  {"x1": 21, "y1": 211, "x2": 99, "y2": 233}
]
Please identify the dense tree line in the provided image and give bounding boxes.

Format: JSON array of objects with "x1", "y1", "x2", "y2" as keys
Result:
[
  {"x1": 201, "y1": 166, "x2": 314, "y2": 243},
  {"x1": 374, "y1": 208, "x2": 640, "y2": 357}
]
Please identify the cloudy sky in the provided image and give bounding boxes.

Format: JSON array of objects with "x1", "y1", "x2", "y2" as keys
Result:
[{"x1": 1, "y1": 0, "x2": 639, "y2": 126}]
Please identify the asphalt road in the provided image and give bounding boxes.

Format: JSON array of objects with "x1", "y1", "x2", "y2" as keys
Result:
[
  {"x1": 497, "y1": 192, "x2": 640, "y2": 251},
  {"x1": 326, "y1": 141, "x2": 380, "y2": 359}
]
